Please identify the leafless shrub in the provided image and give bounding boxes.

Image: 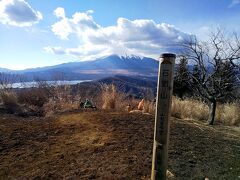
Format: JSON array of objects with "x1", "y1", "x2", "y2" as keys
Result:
[
  {"x1": 1, "y1": 91, "x2": 18, "y2": 107},
  {"x1": 43, "y1": 98, "x2": 78, "y2": 117},
  {"x1": 101, "y1": 84, "x2": 127, "y2": 110},
  {"x1": 18, "y1": 88, "x2": 49, "y2": 107},
  {"x1": 0, "y1": 73, "x2": 19, "y2": 104},
  {"x1": 0, "y1": 91, "x2": 19, "y2": 113}
]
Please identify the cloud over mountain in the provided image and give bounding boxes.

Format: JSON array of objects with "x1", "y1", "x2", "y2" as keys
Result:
[
  {"x1": 0, "y1": 0, "x2": 42, "y2": 27},
  {"x1": 46, "y1": 7, "x2": 191, "y2": 59}
]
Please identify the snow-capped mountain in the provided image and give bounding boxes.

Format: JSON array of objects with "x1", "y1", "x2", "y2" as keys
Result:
[{"x1": 1, "y1": 54, "x2": 159, "y2": 82}]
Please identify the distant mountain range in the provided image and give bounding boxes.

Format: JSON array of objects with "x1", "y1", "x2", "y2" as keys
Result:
[
  {"x1": 0, "y1": 55, "x2": 159, "y2": 82},
  {"x1": 0, "y1": 68, "x2": 11, "y2": 73}
]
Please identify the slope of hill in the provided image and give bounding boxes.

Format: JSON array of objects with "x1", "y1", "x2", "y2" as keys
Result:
[
  {"x1": 97, "y1": 75, "x2": 157, "y2": 97},
  {"x1": 69, "y1": 75, "x2": 158, "y2": 99}
]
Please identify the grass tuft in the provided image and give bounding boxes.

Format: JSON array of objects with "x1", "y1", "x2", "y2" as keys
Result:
[{"x1": 171, "y1": 97, "x2": 240, "y2": 126}]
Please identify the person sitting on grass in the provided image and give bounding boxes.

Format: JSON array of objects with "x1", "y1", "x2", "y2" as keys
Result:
[{"x1": 79, "y1": 99, "x2": 96, "y2": 109}]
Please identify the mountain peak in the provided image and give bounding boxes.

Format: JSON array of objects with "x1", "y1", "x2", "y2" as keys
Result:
[{"x1": 103, "y1": 54, "x2": 144, "y2": 60}]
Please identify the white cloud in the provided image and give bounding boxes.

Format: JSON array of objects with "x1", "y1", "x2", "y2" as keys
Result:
[
  {"x1": 54, "y1": 7, "x2": 65, "y2": 18},
  {"x1": 228, "y1": 0, "x2": 240, "y2": 8},
  {"x1": 0, "y1": 0, "x2": 42, "y2": 27},
  {"x1": 51, "y1": 8, "x2": 99, "y2": 40},
  {"x1": 47, "y1": 8, "x2": 191, "y2": 59},
  {"x1": 51, "y1": 18, "x2": 73, "y2": 40},
  {"x1": 86, "y1": 10, "x2": 94, "y2": 14}
]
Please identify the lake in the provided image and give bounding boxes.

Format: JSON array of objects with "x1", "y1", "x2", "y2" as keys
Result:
[{"x1": 4, "y1": 80, "x2": 91, "y2": 89}]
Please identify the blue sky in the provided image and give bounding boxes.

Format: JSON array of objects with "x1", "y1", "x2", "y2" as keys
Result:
[{"x1": 0, "y1": 0, "x2": 240, "y2": 70}]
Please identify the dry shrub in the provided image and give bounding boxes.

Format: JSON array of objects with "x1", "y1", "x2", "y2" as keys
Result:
[
  {"x1": 127, "y1": 98, "x2": 140, "y2": 110},
  {"x1": 52, "y1": 85, "x2": 71, "y2": 100},
  {"x1": 18, "y1": 88, "x2": 49, "y2": 107},
  {"x1": 216, "y1": 102, "x2": 240, "y2": 126},
  {"x1": 101, "y1": 84, "x2": 127, "y2": 110},
  {"x1": 0, "y1": 91, "x2": 18, "y2": 107},
  {"x1": 171, "y1": 97, "x2": 240, "y2": 126},
  {"x1": 186, "y1": 99, "x2": 209, "y2": 120},
  {"x1": 144, "y1": 100, "x2": 155, "y2": 114},
  {"x1": 42, "y1": 85, "x2": 79, "y2": 116},
  {"x1": 17, "y1": 84, "x2": 78, "y2": 116},
  {"x1": 171, "y1": 97, "x2": 209, "y2": 120},
  {"x1": 171, "y1": 96, "x2": 186, "y2": 119},
  {"x1": 43, "y1": 98, "x2": 78, "y2": 116},
  {"x1": 0, "y1": 91, "x2": 19, "y2": 113}
]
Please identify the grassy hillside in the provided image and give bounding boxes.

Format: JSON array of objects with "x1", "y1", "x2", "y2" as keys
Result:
[{"x1": 0, "y1": 111, "x2": 239, "y2": 179}]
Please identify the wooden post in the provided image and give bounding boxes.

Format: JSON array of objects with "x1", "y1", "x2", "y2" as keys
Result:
[{"x1": 151, "y1": 53, "x2": 176, "y2": 180}]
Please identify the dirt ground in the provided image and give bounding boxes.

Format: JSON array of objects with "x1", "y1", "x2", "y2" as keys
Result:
[{"x1": 0, "y1": 111, "x2": 239, "y2": 179}]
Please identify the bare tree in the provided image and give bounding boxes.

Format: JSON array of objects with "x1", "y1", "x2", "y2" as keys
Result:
[{"x1": 181, "y1": 29, "x2": 240, "y2": 125}]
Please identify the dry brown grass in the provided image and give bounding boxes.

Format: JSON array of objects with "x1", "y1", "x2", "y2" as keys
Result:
[
  {"x1": 101, "y1": 84, "x2": 127, "y2": 110},
  {"x1": 0, "y1": 91, "x2": 18, "y2": 107},
  {"x1": 171, "y1": 97, "x2": 209, "y2": 120},
  {"x1": 1, "y1": 82, "x2": 239, "y2": 126},
  {"x1": 171, "y1": 97, "x2": 240, "y2": 126},
  {"x1": 101, "y1": 86, "x2": 156, "y2": 113},
  {"x1": 215, "y1": 102, "x2": 240, "y2": 126},
  {"x1": 143, "y1": 100, "x2": 155, "y2": 114},
  {"x1": 0, "y1": 91, "x2": 19, "y2": 114},
  {"x1": 16, "y1": 84, "x2": 79, "y2": 116},
  {"x1": 17, "y1": 88, "x2": 49, "y2": 107},
  {"x1": 43, "y1": 99, "x2": 79, "y2": 117}
]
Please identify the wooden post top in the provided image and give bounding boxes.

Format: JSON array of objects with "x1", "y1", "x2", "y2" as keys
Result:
[
  {"x1": 160, "y1": 53, "x2": 176, "y2": 64},
  {"x1": 160, "y1": 53, "x2": 176, "y2": 58}
]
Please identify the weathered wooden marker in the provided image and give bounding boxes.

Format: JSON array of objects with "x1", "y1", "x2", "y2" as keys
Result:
[{"x1": 151, "y1": 53, "x2": 176, "y2": 180}]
